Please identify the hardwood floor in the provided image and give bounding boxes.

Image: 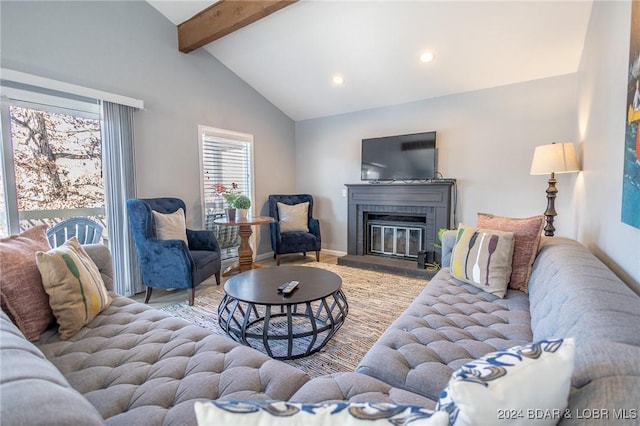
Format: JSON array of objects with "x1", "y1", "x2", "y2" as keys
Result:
[{"x1": 131, "y1": 252, "x2": 339, "y2": 309}]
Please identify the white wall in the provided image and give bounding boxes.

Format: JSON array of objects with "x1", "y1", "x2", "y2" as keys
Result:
[
  {"x1": 577, "y1": 0, "x2": 640, "y2": 292},
  {"x1": 0, "y1": 0, "x2": 296, "y2": 255},
  {"x1": 295, "y1": 75, "x2": 579, "y2": 253}
]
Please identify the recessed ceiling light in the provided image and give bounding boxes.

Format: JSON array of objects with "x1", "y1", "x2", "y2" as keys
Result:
[
  {"x1": 420, "y1": 51, "x2": 435, "y2": 63},
  {"x1": 332, "y1": 75, "x2": 345, "y2": 85}
]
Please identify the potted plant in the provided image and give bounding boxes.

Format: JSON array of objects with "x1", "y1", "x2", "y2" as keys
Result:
[
  {"x1": 231, "y1": 194, "x2": 251, "y2": 220},
  {"x1": 219, "y1": 183, "x2": 251, "y2": 221}
]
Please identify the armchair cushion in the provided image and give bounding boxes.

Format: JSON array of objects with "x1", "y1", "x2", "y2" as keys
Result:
[
  {"x1": 277, "y1": 201, "x2": 309, "y2": 232},
  {"x1": 152, "y1": 208, "x2": 188, "y2": 245},
  {"x1": 281, "y1": 231, "x2": 319, "y2": 252}
]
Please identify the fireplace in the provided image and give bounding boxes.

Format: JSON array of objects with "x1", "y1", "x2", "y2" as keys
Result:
[
  {"x1": 339, "y1": 182, "x2": 455, "y2": 277},
  {"x1": 367, "y1": 214, "x2": 426, "y2": 258}
]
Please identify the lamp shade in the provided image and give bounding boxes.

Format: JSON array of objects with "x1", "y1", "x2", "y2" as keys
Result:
[{"x1": 530, "y1": 142, "x2": 580, "y2": 175}]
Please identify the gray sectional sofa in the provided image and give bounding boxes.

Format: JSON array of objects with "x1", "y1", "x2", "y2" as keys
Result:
[{"x1": 2, "y1": 234, "x2": 640, "y2": 425}]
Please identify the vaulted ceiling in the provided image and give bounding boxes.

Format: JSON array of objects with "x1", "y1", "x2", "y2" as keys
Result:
[{"x1": 148, "y1": 1, "x2": 593, "y2": 121}]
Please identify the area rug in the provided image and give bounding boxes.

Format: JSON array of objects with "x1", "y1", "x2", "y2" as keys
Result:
[{"x1": 159, "y1": 263, "x2": 428, "y2": 378}]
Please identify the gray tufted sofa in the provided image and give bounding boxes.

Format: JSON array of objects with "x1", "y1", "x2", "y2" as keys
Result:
[
  {"x1": 291, "y1": 234, "x2": 640, "y2": 425},
  {"x1": 2, "y1": 234, "x2": 640, "y2": 425},
  {"x1": 0, "y1": 245, "x2": 309, "y2": 425}
]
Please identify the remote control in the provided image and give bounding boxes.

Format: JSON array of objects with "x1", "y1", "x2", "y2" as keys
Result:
[
  {"x1": 281, "y1": 280, "x2": 299, "y2": 295},
  {"x1": 277, "y1": 282, "x2": 290, "y2": 293}
]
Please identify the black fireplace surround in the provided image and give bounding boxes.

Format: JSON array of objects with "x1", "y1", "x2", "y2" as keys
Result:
[{"x1": 340, "y1": 182, "x2": 455, "y2": 276}]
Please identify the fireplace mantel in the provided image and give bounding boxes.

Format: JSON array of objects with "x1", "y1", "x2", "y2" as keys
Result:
[{"x1": 340, "y1": 181, "x2": 455, "y2": 276}]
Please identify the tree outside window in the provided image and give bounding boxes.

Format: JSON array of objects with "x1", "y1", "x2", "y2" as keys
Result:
[{"x1": 1, "y1": 104, "x2": 104, "y2": 237}]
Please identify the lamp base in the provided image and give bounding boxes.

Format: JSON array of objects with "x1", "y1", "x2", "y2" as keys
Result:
[{"x1": 543, "y1": 174, "x2": 558, "y2": 237}]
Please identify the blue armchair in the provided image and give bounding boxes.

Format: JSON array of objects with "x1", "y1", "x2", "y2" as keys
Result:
[
  {"x1": 268, "y1": 194, "x2": 321, "y2": 266},
  {"x1": 126, "y1": 198, "x2": 221, "y2": 305}
]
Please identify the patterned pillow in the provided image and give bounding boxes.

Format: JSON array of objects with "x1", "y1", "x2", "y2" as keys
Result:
[
  {"x1": 278, "y1": 201, "x2": 309, "y2": 232},
  {"x1": 436, "y1": 338, "x2": 575, "y2": 426},
  {"x1": 36, "y1": 237, "x2": 112, "y2": 340},
  {"x1": 195, "y1": 401, "x2": 449, "y2": 426},
  {"x1": 0, "y1": 225, "x2": 54, "y2": 341},
  {"x1": 450, "y1": 225, "x2": 515, "y2": 298},
  {"x1": 477, "y1": 213, "x2": 544, "y2": 293},
  {"x1": 152, "y1": 208, "x2": 188, "y2": 245}
]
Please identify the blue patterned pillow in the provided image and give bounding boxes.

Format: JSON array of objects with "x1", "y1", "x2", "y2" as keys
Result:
[
  {"x1": 436, "y1": 338, "x2": 575, "y2": 426},
  {"x1": 195, "y1": 400, "x2": 449, "y2": 426}
]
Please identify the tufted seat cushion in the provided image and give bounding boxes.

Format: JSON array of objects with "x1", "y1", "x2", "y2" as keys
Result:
[
  {"x1": 356, "y1": 269, "x2": 532, "y2": 401},
  {"x1": 290, "y1": 372, "x2": 437, "y2": 408},
  {"x1": 36, "y1": 294, "x2": 310, "y2": 426}
]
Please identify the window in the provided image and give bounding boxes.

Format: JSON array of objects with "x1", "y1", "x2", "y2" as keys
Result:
[
  {"x1": 199, "y1": 125, "x2": 254, "y2": 260},
  {"x1": 1, "y1": 70, "x2": 142, "y2": 296},
  {"x1": 1, "y1": 90, "x2": 105, "y2": 238}
]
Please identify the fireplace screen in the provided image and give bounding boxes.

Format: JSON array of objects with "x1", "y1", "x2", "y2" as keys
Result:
[{"x1": 369, "y1": 223, "x2": 424, "y2": 258}]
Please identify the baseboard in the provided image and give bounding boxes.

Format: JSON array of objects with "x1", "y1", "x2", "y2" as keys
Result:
[
  {"x1": 255, "y1": 252, "x2": 274, "y2": 262},
  {"x1": 322, "y1": 249, "x2": 347, "y2": 257}
]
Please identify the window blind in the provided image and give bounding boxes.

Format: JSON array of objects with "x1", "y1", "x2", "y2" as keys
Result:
[
  {"x1": 201, "y1": 136, "x2": 252, "y2": 207},
  {"x1": 200, "y1": 128, "x2": 253, "y2": 261}
]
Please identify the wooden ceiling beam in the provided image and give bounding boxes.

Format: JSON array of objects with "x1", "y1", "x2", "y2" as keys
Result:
[{"x1": 178, "y1": 0, "x2": 298, "y2": 53}]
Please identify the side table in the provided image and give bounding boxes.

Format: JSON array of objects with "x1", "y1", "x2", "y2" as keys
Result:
[{"x1": 213, "y1": 215, "x2": 274, "y2": 276}]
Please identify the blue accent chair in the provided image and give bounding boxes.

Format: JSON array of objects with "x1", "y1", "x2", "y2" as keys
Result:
[
  {"x1": 126, "y1": 198, "x2": 221, "y2": 306},
  {"x1": 268, "y1": 194, "x2": 321, "y2": 266},
  {"x1": 47, "y1": 217, "x2": 103, "y2": 247}
]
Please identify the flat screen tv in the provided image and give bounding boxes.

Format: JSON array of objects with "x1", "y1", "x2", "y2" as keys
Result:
[{"x1": 361, "y1": 131, "x2": 437, "y2": 181}]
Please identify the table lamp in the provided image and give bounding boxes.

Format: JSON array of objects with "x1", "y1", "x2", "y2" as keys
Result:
[{"x1": 530, "y1": 142, "x2": 580, "y2": 236}]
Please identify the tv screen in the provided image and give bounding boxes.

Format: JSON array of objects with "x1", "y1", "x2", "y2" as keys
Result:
[{"x1": 361, "y1": 131, "x2": 437, "y2": 181}]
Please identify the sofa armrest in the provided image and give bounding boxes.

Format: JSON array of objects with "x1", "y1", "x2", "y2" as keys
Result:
[
  {"x1": 0, "y1": 310, "x2": 104, "y2": 425},
  {"x1": 83, "y1": 244, "x2": 114, "y2": 292},
  {"x1": 440, "y1": 229, "x2": 458, "y2": 268}
]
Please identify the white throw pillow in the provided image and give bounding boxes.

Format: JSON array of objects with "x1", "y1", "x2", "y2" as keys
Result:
[
  {"x1": 436, "y1": 338, "x2": 576, "y2": 426},
  {"x1": 194, "y1": 401, "x2": 449, "y2": 426},
  {"x1": 152, "y1": 208, "x2": 188, "y2": 245},
  {"x1": 277, "y1": 201, "x2": 309, "y2": 233}
]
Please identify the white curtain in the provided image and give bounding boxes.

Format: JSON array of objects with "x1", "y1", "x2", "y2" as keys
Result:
[{"x1": 101, "y1": 101, "x2": 142, "y2": 296}]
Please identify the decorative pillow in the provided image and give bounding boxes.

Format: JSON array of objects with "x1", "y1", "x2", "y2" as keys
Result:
[
  {"x1": 152, "y1": 208, "x2": 188, "y2": 245},
  {"x1": 278, "y1": 201, "x2": 310, "y2": 233},
  {"x1": 195, "y1": 400, "x2": 449, "y2": 426},
  {"x1": 0, "y1": 225, "x2": 54, "y2": 341},
  {"x1": 36, "y1": 237, "x2": 112, "y2": 340},
  {"x1": 449, "y1": 225, "x2": 515, "y2": 298},
  {"x1": 477, "y1": 213, "x2": 544, "y2": 293},
  {"x1": 436, "y1": 338, "x2": 575, "y2": 426}
]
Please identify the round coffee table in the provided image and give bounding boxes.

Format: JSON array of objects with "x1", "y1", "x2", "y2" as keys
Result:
[{"x1": 218, "y1": 266, "x2": 348, "y2": 360}]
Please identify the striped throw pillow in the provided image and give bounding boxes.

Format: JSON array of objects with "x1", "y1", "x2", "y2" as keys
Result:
[{"x1": 450, "y1": 225, "x2": 515, "y2": 298}]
